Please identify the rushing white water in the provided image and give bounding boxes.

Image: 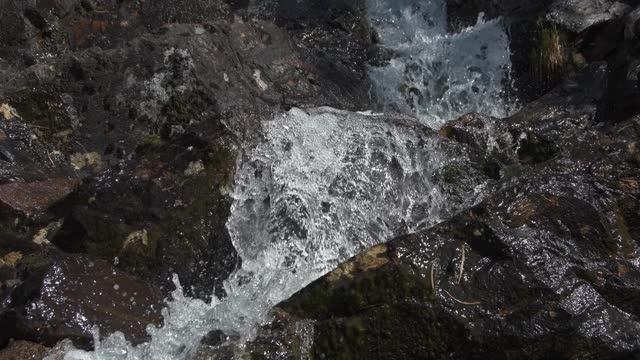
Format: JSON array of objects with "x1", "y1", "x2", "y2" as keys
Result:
[
  {"x1": 368, "y1": 0, "x2": 515, "y2": 128},
  {"x1": 60, "y1": 1, "x2": 514, "y2": 359},
  {"x1": 62, "y1": 107, "x2": 488, "y2": 360}
]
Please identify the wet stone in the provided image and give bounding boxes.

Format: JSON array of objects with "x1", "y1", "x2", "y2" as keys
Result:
[
  {"x1": 6, "y1": 253, "x2": 163, "y2": 349},
  {"x1": 0, "y1": 340, "x2": 48, "y2": 360},
  {"x1": 0, "y1": 178, "x2": 80, "y2": 217},
  {"x1": 547, "y1": 0, "x2": 633, "y2": 33}
]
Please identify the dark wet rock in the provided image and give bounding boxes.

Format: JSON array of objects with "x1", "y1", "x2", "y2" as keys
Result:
[
  {"x1": 0, "y1": 340, "x2": 48, "y2": 360},
  {"x1": 0, "y1": 112, "x2": 80, "y2": 286},
  {"x1": 270, "y1": 0, "x2": 377, "y2": 107},
  {"x1": 0, "y1": 0, "x2": 374, "y2": 111},
  {"x1": 55, "y1": 152, "x2": 240, "y2": 300},
  {"x1": 0, "y1": 105, "x2": 75, "y2": 183},
  {"x1": 547, "y1": 0, "x2": 633, "y2": 33},
  {"x1": 139, "y1": 0, "x2": 231, "y2": 28},
  {"x1": 626, "y1": 7, "x2": 640, "y2": 39},
  {"x1": 0, "y1": 0, "x2": 637, "y2": 356},
  {"x1": 571, "y1": 5, "x2": 640, "y2": 124},
  {"x1": 436, "y1": 63, "x2": 606, "y2": 182},
  {"x1": 2, "y1": 252, "x2": 163, "y2": 350},
  {"x1": 0, "y1": 252, "x2": 23, "y2": 294},
  {"x1": 0, "y1": 108, "x2": 81, "y2": 278},
  {"x1": 274, "y1": 247, "x2": 477, "y2": 359}
]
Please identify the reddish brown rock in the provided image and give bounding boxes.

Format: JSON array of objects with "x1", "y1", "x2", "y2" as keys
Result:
[
  {"x1": 0, "y1": 178, "x2": 79, "y2": 216},
  {"x1": 7, "y1": 254, "x2": 164, "y2": 349}
]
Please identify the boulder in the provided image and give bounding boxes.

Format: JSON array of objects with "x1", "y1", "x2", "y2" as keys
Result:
[
  {"x1": 3, "y1": 252, "x2": 163, "y2": 349},
  {"x1": 0, "y1": 178, "x2": 79, "y2": 217},
  {"x1": 573, "y1": 5, "x2": 640, "y2": 124},
  {"x1": 547, "y1": 0, "x2": 633, "y2": 33},
  {"x1": 0, "y1": 0, "x2": 637, "y2": 357},
  {"x1": 0, "y1": 340, "x2": 48, "y2": 360},
  {"x1": 0, "y1": 104, "x2": 80, "y2": 280}
]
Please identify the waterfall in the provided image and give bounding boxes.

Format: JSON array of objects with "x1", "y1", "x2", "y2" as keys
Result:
[{"x1": 368, "y1": 0, "x2": 515, "y2": 128}]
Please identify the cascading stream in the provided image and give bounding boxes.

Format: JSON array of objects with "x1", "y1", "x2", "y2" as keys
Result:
[
  {"x1": 368, "y1": 0, "x2": 516, "y2": 128},
  {"x1": 60, "y1": 1, "x2": 514, "y2": 359}
]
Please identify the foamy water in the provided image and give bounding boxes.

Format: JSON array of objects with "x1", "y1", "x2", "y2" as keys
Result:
[{"x1": 368, "y1": 0, "x2": 515, "y2": 128}]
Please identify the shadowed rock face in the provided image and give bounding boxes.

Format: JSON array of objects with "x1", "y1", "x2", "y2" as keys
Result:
[
  {"x1": 446, "y1": 0, "x2": 637, "y2": 104},
  {"x1": 547, "y1": 0, "x2": 634, "y2": 33},
  {"x1": 6, "y1": 252, "x2": 164, "y2": 349}
]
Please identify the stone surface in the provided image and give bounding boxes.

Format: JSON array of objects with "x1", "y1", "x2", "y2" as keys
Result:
[
  {"x1": 547, "y1": 0, "x2": 633, "y2": 33},
  {"x1": 0, "y1": 340, "x2": 48, "y2": 360},
  {"x1": 0, "y1": 179, "x2": 79, "y2": 217},
  {"x1": 4, "y1": 252, "x2": 163, "y2": 349}
]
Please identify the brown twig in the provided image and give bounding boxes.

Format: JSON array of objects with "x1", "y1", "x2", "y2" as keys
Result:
[
  {"x1": 47, "y1": 152, "x2": 56, "y2": 167},
  {"x1": 457, "y1": 244, "x2": 465, "y2": 284},
  {"x1": 443, "y1": 289, "x2": 481, "y2": 305},
  {"x1": 617, "y1": 123, "x2": 635, "y2": 134},
  {"x1": 75, "y1": 141, "x2": 89, "y2": 153},
  {"x1": 430, "y1": 259, "x2": 439, "y2": 295}
]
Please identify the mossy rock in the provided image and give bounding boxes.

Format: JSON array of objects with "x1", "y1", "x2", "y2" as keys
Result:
[
  {"x1": 143, "y1": 132, "x2": 162, "y2": 146},
  {"x1": 281, "y1": 257, "x2": 433, "y2": 320},
  {"x1": 16, "y1": 253, "x2": 53, "y2": 274},
  {"x1": 441, "y1": 164, "x2": 462, "y2": 184},
  {"x1": 311, "y1": 302, "x2": 471, "y2": 360},
  {"x1": 528, "y1": 21, "x2": 570, "y2": 95},
  {"x1": 268, "y1": 260, "x2": 472, "y2": 360}
]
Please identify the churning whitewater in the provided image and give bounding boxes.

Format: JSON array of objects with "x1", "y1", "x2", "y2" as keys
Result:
[
  {"x1": 60, "y1": 0, "x2": 514, "y2": 359},
  {"x1": 368, "y1": 0, "x2": 515, "y2": 128}
]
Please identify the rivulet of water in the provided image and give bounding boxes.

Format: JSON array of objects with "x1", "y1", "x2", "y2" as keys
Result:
[{"x1": 368, "y1": 0, "x2": 515, "y2": 128}]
